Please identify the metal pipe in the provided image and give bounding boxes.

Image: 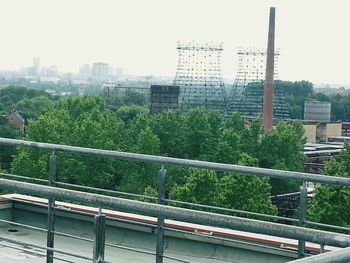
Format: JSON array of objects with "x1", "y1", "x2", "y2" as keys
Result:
[
  {"x1": 156, "y1": 167, "x2": 166, "y2": 263},
  {"x1": 56, "y1": 181, "x2": 158, "y2": 201},
  {"x1": 165, "y1": 198, "x2": 299, "y2": 223},
  {"x1": 0, "y1": 178, "x2": 350, "y2": 247},
  {"x1": 47, "y1": 153, "x2": 57, "y2": 263},
  {"x1": 0, "y1": 137, "x2": 349, "y2": 186},
  {"x1": 0, "y1": 235, "x2": 92, "y2": 261},
  {"x1": 289, "y1": 246, "x2": 350, "y2": 263},
  {"x1": 298, "y1": 182, "x2": 308, "y2": 258},
  {"x1": 93, "y1": 213, "x2": 106, "y2": 263}
]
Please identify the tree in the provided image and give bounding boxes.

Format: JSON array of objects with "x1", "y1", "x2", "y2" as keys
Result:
[
  {"x1": 118, "y1": 127, "x2": 161, "y2": 194},
  {"x1": 215, "y1": 154, "x2": 277, "y2": 215},
  {"x1": 215, "y1": 129, "x2": 241, "y2": 164},
  {"x1": 185, "y1": 109, "x2": 214, "y2": 159},
  {"x1": 15, "y1": 96, "x2": 54, "y2": 120},
  {"x1": 308, "y1": 144, "x2": 350, "y2": 226},
  {"x1": 11, "y1": 96, "x2": 126, "y2": 189},
  {"x1": 115, "y1": 105, "x2": 149, "y2": 123},
  {"x1": 170, "y1": 169, "x2": 219, "y2": 206},
  {"x1": 259, "y1": 121, "x2": 305, "y2": 194},
  {"x1": 169, "y1": 154, "x2": 277, "y2": 215},
  {"x1": 0, "y1": 116, "x2": 18, "y2": 170},
  {"x1": 151, "y1": 110, "x2": 188, "y2": 158}
]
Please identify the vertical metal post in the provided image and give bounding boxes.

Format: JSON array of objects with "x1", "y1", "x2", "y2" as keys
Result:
[
  {"x1": 156, "y1": 166, "x2": 166, "y2": 263},
  {"x1": 320, "y1": 244, "x2": 325, "y2": 254},
  {"x1": 298, "y1": 181, "x2": 308, "y2": 258},
  {"x1": 93, "y1": 210, "x2": 106, "y2": 263},
  {"x1": 46, "y1": 151, "x2": 56, "y2": 263}
]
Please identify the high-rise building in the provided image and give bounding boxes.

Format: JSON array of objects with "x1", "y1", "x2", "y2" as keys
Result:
[
  {"x1": 41, "y1": 65, "x2": 58, "y2": 77},
  {"x1": 115, "y1": 68, "x2": 124, "y2": 78},
  {"x1": 92, "y1": 62, "x2": 108, "y2": 82},
  {"x1": 32, "y1": 57, "x2": 40, "y2": 77},
  {"x1": 79, "y1": 64, "x2": 91, "y2": 80}
]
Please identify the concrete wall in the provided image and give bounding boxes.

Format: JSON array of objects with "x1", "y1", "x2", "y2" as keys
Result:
[
  {"x1": 303, "y1": 123, "x2": 342, "y2": 143},
  {"x1": 303, "y1": 124, "x2": 317, "y2": 143},
  {"x1": 327, "y1": 123, "x2": 342, "y2": 139}
]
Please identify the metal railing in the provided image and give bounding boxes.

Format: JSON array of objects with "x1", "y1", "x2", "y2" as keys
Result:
[{"x1": 0, "y1": 137, "x2": 349, "y2": 263}]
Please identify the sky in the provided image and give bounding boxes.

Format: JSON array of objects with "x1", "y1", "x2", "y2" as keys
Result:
[{"x1": 0, "y1": 0, "x2": 350, "y2": 84}]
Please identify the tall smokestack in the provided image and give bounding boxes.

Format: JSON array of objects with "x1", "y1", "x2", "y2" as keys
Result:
[{"x1": 263, "y1": 7, "x2": 275, "y2": 132}]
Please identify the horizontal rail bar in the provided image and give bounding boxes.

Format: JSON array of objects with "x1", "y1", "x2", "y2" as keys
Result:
[
  {"x1": 0, "y1": 235, "x2": 92, "y2": 261},
  {"x1": 165, "y1": 198, "x2": 298, "y2": 223},
  {"x1": 56, "y1": 181, "x2": 158, "y2": 201},
  {"x1": 307, "y1": 222, "x2": 350, "y2": 233},
  {"x1": 0, "y1": 172, "x2": 48, "y2": 183},
  {"x1": 1, "y1": 178, "x2": 350, "y2": 247},
  {"x1": 0, "y1": 137, "x2": 350, "y2": 186},
  {"x1": 289, "y1": 246, "x2": 350, "y2": 263},
  {"x1": 4, "y1": 172, "x2": 349, "y2": 233}
]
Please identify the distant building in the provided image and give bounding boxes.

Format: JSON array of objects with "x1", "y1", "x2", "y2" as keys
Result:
[
  {"x1": 303, "y1": 121, "x2": 341, "y2": 143},
  {"x1": 41, "y1": 65, "x2": 58, "y2": 77},
  {"x1": 6, "y1": 110, "x2": 25, "y2": 133},
  {"x1": 115, "y1": 68, "x2": 123, "y2": 78},
  {"x1": 79, "y1": 64, "x2": 91, "y2": 80},
  {"x1": 304, "y1": 101, "x2": 331, "y2": 122},
  {"x1": 150, "y1": 85, "x2": 180, "y2": 115},
  {"x1": 32, "y1": 57, "x2": 40, "y2": 77},
  {"x1": 92, "y1": 62, "x2": 108, "y2": 82}
]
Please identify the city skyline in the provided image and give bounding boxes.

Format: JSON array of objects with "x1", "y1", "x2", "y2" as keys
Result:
[{"x1": 1, "y1": 0, "x2": 350, "y2": 84}]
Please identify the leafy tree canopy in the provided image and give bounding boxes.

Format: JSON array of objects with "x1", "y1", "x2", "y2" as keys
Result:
[{"x1": 308, "y1": 143, "x2": 350, "y2": 226}]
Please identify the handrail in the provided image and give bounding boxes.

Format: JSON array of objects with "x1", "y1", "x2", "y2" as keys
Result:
[
  {"x1": 0, "y1": 177, "x2": 349, "y2": 248},
  {"x1": 0, "y1": 137, "x2": 349, "y2": 186},
  {"x1": 289, "y1": 246, "x2": 350, "y2": 263},
  {"x1": 2, "y1": 172, "x2": 349, "y2": 233}
]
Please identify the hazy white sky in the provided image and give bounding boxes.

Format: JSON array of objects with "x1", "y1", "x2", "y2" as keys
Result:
[{"x1": 0, "y1": 0, "x2": 350, "y2": 84}]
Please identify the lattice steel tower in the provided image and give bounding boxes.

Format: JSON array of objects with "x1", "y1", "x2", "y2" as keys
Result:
[
  {"x1": 173, "y1": 42, "x2": 228, "y2": 113},
  {"x1": 228, "y1": 47, "x2": 289, "y2": 119}
]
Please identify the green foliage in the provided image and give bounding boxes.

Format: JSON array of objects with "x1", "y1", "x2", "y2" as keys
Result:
[
  {"x1": 9, "y1": 95, "x2": 307, "y2": 215},
  {"x1": 215, "y1": 154, "x2": 277, "y2": 214},
  {"x1": 259, "y1": 121, "x2": 305, "y2": 171},
  {"x1": 170, "y1": 154, "x2": 277, "y2": 215},
  {"x1": 308, "y1": 151, "x2": 350, "y2": 226},
  {"x1": 151, "y1": 110, "x2": 188, "y2": 158},
  {"x1": 115, "y1": 105, "x2": 149, "y2": 123},
  {"x1": 0, "y1": 86, "x2": 50, "y2": 107},
  {"x1": 0, "y1": 117, "x2": 18, "y2": 170},
  {"x1": 0, "y1": 85, "x2": 56, "y2": 170},
  {"x1": 170, "y1": 169, "x2": 219, "y2": 205},
  {"x1": 185, "y1": 109, "x2": 213, "y2": 159},
  {"x1": 15, "y1": 96, "x2": 54, "y2": 120},
  {"x1": 215, "y1": 130, "x2": 240, "y2": 164},
  {"x1": 12, "y1": 96, "x2": 125, "y2": 189},
  {"x1": 259, "y1": 121, "x2": 305, "y2": 194}
]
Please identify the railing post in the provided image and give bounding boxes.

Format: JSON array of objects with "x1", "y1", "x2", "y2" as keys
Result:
[
  {"x1": 298, "y1": 181, "x2": 307, "y2": 258},
  {"x1": 320, "y1": 244, "x2": 325, "y2": 254},
  {"x1": 93, "y1": 210, "x2": 106, "y2": 263},
  {"x1": 46, "y1": 151, "x2": 56, "y2": 263},
  {"x1": 156, "y1": 166, "x2": 166, "y2": 263}
]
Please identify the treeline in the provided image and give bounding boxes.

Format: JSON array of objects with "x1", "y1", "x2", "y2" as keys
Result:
[
  {"x1": 0, "y1": 86, "x2": 56, "y2": 120},
  {"x1": 248, "y1": 80, "x2": 350, "y2": 121},
  {"x1": 1, "y1": 86, "x2": 348, "y2": 226},
  {"x1": 8, "y1": 95, "x2": 307, "y2": 216},
  {"x1": 0, "y1": 86, "x2": 56, "y2": 170},
  {"x1": 309, "y1": 143, "x2": 350, "y2": 226}
]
